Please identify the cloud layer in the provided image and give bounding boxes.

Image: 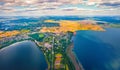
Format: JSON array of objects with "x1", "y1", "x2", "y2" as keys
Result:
[{"x1": 0, "y1": 0, "x2": 120, "y2": 16}]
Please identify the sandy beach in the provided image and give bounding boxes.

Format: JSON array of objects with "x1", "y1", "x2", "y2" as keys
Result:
[{"x1": 66, "y1": 43, "x2": 84, "y2": 70}]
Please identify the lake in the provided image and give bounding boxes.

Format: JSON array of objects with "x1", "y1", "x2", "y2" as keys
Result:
[
  {"x1": 0, "y1": 41, "x2": 47, "y2": 70},
  {"x1": 74, "y1": 28, "x2": 120, "y2": 70}
]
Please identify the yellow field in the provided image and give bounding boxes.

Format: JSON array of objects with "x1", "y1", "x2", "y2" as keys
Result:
[
  {"x1": 44, "y1": 20, "x2": 56, "y2": 23},
  {"x1": 0, "y1": 30, "x2": 20, "y2": 38},
  {"x1": 40, "y1": 20, "x2": 105, "y2": 33}
]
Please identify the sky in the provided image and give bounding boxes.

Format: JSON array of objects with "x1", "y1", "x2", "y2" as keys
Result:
[{"x1": 0, "y1": 0, "x2": 120, "y2": 16}]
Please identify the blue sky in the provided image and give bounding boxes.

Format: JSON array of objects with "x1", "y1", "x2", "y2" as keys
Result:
[{"x1": 0, "y1": 0, "x2": 120, "y2": 16}]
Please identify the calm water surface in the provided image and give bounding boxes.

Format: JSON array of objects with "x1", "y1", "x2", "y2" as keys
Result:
[
  {"x1": 0, "y1": 41, "x2": 47, "y2": 70},
  {"x1": 74, "y1": 28, "x2": 120, "y2": 70}
]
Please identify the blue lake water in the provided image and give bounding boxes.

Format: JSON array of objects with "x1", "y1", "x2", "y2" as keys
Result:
[
  {"x1": 0, "y1": 41, "x2": 47, "y2": 70},
  {"x1": 73, "y1": 28, "x2": 120, "y2": 70}
]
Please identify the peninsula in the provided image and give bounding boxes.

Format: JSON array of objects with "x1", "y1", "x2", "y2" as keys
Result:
[{"x1": 35, "y1": 20, "x2": 105, "y2": 70}]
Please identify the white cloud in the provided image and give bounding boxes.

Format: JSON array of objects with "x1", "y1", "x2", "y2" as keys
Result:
[{"x1": 0, "y1": 0, "x2": 120, "y2": 16}]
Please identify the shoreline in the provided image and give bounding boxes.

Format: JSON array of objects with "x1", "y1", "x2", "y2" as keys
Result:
[
  {"x1": 66, "y1": 43, "x2": 84, "y2": 70},
  {"x1": 1, "y1": 39, "x2": 83, "y2": 70},
  {"x1": 34, "y1": 40, "x2": 49, "y2": 70}
]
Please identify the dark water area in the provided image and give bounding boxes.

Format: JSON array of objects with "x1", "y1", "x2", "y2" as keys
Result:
[
  {"x1": 93, "y1": 16, "x2": 120, "y2": 24},
  {"x1": 73, "y1": 28, "x2": 120, "y2": 70},
  {"x1": 0, "y1": 41, "x2": 47, "y2": 70}
]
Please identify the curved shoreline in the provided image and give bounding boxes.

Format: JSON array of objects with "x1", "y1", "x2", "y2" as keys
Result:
[
  {"x1": 0, "y1": 40, "x2": 48, "y2": 70},
  {"x1": 66, "y1": 43, "x2": 84, "y2": 70}
]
